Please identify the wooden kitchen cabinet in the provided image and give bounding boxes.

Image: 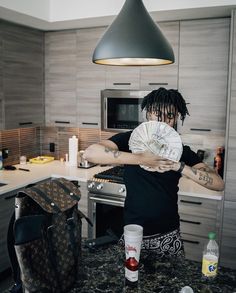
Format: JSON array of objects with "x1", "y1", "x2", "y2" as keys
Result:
[
  {"x1": 0, "y1": 21, "x2": 44, "y2": 130},
  {"x1": 105, "y1": 21, "x2": 179, "y2": 91},
  {"x1": 76, "y1": 27, "x2": 106, "y2": 128},
  {"x1": 178, "y1": 195, "x2": 222, "y2": 262},
  {"x1": 45, "y1": 30, "x2": 77, "y2": 127},
  {"x1": 140, "y1": 21, "x2": 179, "y2": 90},
  {"x1": 178, "y1": 18, "x2": 230, "y2": 135}
]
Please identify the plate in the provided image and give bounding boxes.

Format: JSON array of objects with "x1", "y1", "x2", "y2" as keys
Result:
[{"x1": 129, "y1": 121, "x2": 183, "y2": 171}]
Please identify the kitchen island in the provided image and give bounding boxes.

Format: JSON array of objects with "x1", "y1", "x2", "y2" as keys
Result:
[{"x1": 71, "y1": 243, "x2": 236, "y2": 293}]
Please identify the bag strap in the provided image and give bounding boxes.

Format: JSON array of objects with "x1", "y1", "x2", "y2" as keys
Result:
[
  {"x1": 30, "y1": 186, "x2": 61, "y2": 213},
  {"x1": 53, "y1": 179, "x2": 80, "y2": 201}
]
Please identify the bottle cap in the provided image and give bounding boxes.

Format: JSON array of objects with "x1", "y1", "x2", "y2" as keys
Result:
[{"x1": 208, "y1": 232, "x2": 216, "y2": 240}]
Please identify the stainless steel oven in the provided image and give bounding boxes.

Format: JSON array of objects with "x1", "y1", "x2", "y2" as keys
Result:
[
  {"x1": 101, "y1": 89, "x2": 149, "y2": 132},
  {"x1": 87, "y1": 166, "x2": 126, "y2": 239}
]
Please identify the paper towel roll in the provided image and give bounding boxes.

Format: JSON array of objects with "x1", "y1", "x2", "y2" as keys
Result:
[{"x1": 69, "y1": 135, "x2": 78, "y2": 166}]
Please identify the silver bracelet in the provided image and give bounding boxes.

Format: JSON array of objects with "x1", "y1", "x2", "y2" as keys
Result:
[{"x1": 177, "y1": 161, "x2": 185, "y2": 173}]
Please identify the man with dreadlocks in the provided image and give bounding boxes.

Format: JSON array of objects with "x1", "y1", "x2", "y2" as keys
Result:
[{"x1": 84, "y1": 88, "x2": 224, "y2": 257}]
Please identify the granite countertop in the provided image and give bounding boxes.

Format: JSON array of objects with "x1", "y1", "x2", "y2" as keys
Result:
[
  {"x1": 0, "y1": 161, "x2": 223, "y2": 200},
  {"x1": 70, "y1": 244, "x2": 236, "y2": 293}
]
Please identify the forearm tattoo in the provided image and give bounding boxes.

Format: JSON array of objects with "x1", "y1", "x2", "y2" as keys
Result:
[
  {"x1": 199, "y1": 172, "x2": 213, "y2": 186},
  {"x1": 191, "y1": 167, "x2": 213, "y2": 186},
  {"x1": 104, "y1": 147, "x2": 120, "y2": 158}
]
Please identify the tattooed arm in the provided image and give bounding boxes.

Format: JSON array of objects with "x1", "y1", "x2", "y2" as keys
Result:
[
  {"x1": 176, "y1": 162, "x2": 224, "y2": 191},
  {"x1": 83, "y1": 140, "x2": 173, "y2": 168}
]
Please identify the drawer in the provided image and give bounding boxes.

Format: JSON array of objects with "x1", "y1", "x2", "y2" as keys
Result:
[
  {"x1": 179, "y1": 213, "x2": 220, "y2": 237},
  {"x1": 178, "y1": 195, "x2": 221, "y2": 220},
  {"x1": 181, "y1": 233, "x2": 207, "y2": 262}
]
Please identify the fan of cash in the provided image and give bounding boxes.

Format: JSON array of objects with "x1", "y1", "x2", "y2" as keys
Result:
[{"x1": 129, "y1": 121, "x2": 183, "y2": 171}]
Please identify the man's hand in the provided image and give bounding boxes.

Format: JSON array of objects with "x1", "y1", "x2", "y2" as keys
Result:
[{"x1": 138, "y1": 151, "x2": 177, "y2": 172}]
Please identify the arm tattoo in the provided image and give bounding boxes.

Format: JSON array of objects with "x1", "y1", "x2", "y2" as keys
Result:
[
  {"x1": 198, "y1": 166, "x2": 211, "y2": 172},
  {"x1": 199, "y1": 172, "x2": 213, "y2": 186},
  {"x1": 104, "y1": 147, "x2": 120, "y2": 158}
]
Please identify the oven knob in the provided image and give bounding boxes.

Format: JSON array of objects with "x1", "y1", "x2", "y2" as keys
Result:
[
  {"x1": 88, "y1": 182, "x2": 95, "y2": 189},
  {"x1": 118, "y1": 187, "x2": 125, "y2": 193},
  {"x1": 97, "y1": 183, "x2": 104, "y2": 190}
]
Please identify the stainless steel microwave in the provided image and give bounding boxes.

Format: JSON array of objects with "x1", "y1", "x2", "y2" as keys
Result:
[{"x1": 101, "y1": 89, "x2": 150, "y2": 132}]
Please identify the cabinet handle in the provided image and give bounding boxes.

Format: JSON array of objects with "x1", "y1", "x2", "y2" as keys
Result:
[
  {"x1": 19, "y1": 122, "x2": 33, "y2": 126},
  {"x1": 182, "y1": 239, "x2": 200, "y2": 245},
  {"x1": 148, "y1": 82, "x2": 168, "y2": 86},
  {"x1": 190, "y1": 128, "x2": 211, "y2": 132},
  {"x1": 113, "y1": 83, "x2": 131, "y2": 85},
  {"x1": 180, "y1": 219, "x2": 201, "y2": 225},
  {"x1": 55, "y1": 121, "x2": 70, "y2": 124},
  {"x1": 180, "y1": 199, "x2": 202, "y2": 205},
  {"x1": 4, "y1": 194, "x2": 17, "y2": 200},
  {"x1": 82, "y1": 122, "x2": 98, "y2": 125}
]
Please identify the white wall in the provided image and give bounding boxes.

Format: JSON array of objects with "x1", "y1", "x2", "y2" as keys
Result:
[
  {"x1": 49, "y1": 0, "x2": 236, "y2": 21},
  {"x1": 0, "y1": 0, "x2": 50, "y2": 20}
]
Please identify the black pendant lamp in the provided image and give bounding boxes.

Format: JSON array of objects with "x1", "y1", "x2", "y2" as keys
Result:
[{"x1": 92, "y1": 0, "x2": 175, "y2": 66}]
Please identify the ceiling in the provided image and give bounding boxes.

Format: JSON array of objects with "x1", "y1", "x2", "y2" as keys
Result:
[{"x1": 0, "y1": 0, "x2": 236, "y2": 31}]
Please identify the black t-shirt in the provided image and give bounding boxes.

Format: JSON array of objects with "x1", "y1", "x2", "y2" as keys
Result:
[{"x1": 109, "y1": 131, "x2": 202, "y2": 236}]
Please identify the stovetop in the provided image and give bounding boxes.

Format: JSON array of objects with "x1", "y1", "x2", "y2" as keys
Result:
[
  {"x1": 88, "y1": 166, "x2": 126, "y2": 197},
  {"x1": 94, "y1": 166, "x2": 124, "y2": 184}
]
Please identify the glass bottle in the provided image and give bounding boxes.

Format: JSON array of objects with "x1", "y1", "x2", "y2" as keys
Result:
[
  {"x1": 125, "y1": 250, "x2": 139, "y2": 286},
  {"x1": 202, "y1": 232, "x2": 219, "y2": 279}
]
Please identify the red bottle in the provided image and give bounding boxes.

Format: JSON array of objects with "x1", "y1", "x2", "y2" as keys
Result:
[{"x1": 125, "y1": 250, "x2": 139, "y2": 286}]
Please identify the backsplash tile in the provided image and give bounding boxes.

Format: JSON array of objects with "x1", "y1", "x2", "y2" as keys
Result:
[{"x1": 0, "y1": 126, "x2": 226, "y2": 168}]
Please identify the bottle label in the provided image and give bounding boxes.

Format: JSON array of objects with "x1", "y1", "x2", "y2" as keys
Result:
[
  {"x1": 202, "y1": 255, "x2": 218, "y2": 277},
  {"x1": 125, "y1": 267, "x2": 138, "y2": 282}
]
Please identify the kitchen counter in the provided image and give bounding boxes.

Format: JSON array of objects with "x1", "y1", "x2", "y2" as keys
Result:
[
  {"x1": 0, "y1": 160, "x2": 223, "y2": 199},
  {"x1": 70, "y1": 243, "x2": 236, "y2": 293}
]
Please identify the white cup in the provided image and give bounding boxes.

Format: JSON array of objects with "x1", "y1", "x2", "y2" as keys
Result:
[
  {"x1": 20, "y1": 155, "x2": 27, "y2": 165},
  {"x1": 124, "y1": 224, "x2": 143, "y2": 262}
]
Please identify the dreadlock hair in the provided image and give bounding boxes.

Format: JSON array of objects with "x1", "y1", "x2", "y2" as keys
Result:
[{"x1": 141, "y1": 87, "x2": 190, "y2": 125}]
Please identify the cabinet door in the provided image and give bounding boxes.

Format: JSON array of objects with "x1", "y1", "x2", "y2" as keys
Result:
[
  {"x1": 2, "y1": 22, "x2": 44, "y2": 129},
  {"x1": 178, "y1": 18, "x2": 230, "y2": 135},
  {"x1": 77, "y1": 27, "x2": 106, "y2": 128},
  {"x1": 105, "y1": 66, "x2": 140, "y2": 90},
  {"x1": 0, "y1": 193, "x2": 15, "y2": 273},
  {"x1": 140, "y1": 21, "x2": 179, "y2": 90},
  {"x1": 45, "y1": 30, "x2": 77, "y2": 127},
  {"x1": 220, "y1": 201, "x2": 236, "y2": 269}
]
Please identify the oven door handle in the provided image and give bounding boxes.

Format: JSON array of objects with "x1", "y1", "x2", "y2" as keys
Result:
[{"x1": 89, "y1": 196, "x2": 124, "y2": 207}]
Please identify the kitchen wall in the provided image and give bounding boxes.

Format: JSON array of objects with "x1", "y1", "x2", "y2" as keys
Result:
[
  {"x1": 0, "y1": 127, "x2": 40, "y2": 166},
  {"x1": 0, "y1": 125, "x2": 223, "y2": 167}
]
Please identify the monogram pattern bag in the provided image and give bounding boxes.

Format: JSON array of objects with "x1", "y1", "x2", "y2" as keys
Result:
[{"x1": 14, "y1": 178, "x2": 85, "y2": 293}]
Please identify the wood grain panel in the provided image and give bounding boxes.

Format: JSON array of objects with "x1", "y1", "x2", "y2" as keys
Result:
[
  {"x1": 76, "y1": 27, "x2": 106, "y2": 128},
  {"x1": 140, "y1": 21, "x2": 179, "y2": 90},
  {"x1": 178, "y1": 18, "x2": 230, "y2": 135},
  {"x1": 100, "y1": 130, "x2": 118, "y2": 141},
  {"x1": 2, "y1": 21, "x2": 44, "y2": 129},
  {"x1": 45, "y1": 30, "x2": 77, "y2": 126},
  {"x1": 220, "y1": 201, "x2": 236, "y2": 269}
]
